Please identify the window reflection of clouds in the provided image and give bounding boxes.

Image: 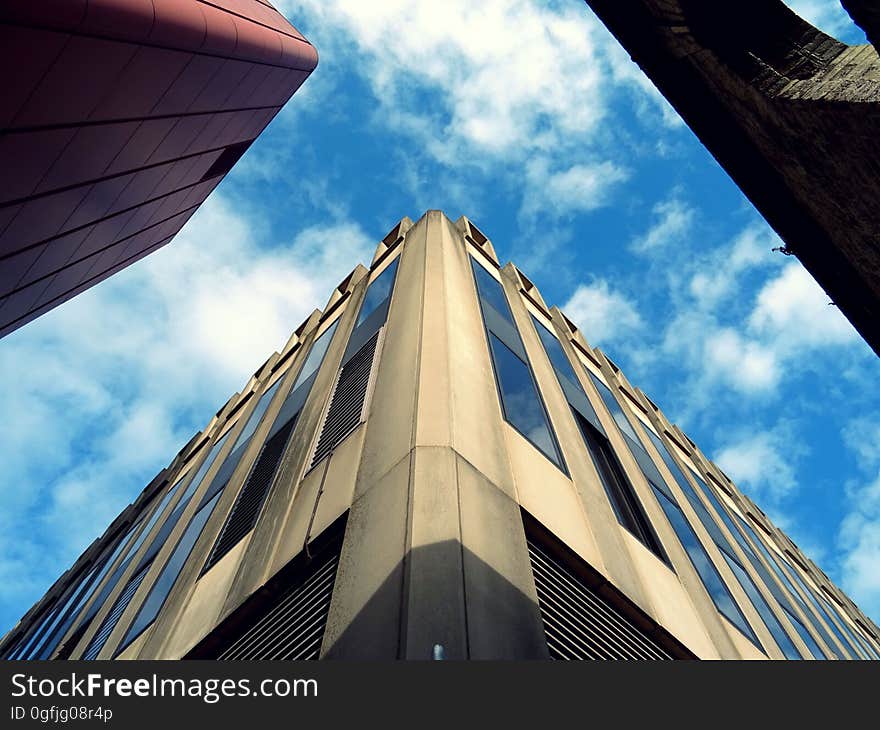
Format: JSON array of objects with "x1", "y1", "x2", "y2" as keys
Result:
[
  {"x1": 587, "y1": 372, "x2": 640, "y2": 444},
  {"x1": 356, "y1": 258, "x2": 399, "y2": 326},
  {"x1": 473, "y1": 262, "x2": 514, "y2": 324},
  {"x1": 652, "y1": 485, "x2": 758, "y2": 645},
  {"x1": 489, "y1": 334, "x2": 559, "y2": 465}
]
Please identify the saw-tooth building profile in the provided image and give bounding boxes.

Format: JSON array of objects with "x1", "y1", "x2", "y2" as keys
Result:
[
  {"x1": 2, "y1": 211, "x2": 879, "y2": 661},
  {"x1": 0, "y1": 0, "x2": 317, "y2": 338}
]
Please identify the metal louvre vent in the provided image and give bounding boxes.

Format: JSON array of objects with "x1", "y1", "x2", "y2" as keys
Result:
[
  {"x1": 528, "y1": 539, "x2": 672, "y2": 660},
  {"x1": 218, "y1": 551, "x2": 339, "y2": 660},
  {"x1": 202, "y1": 417, "x2": 297, "y2": 575},
  {"x1": 81, "y1": 563, "x2": 150, "y2": 660},
  {"x1": 310, "y1": 331, "x2": 379, "y2": 468}
]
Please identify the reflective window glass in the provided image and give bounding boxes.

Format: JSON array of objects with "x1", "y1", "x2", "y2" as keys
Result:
[
  {"x1": 292, "y1": 320, "x2": 339, "y2": 390},
  {"x1": 119, "y1": 492, "x2": 222, "y2": 652},
  {"x1": 472, "y1": 261, "x2": 514, "y2": 324},
  {"x1": 586, "y1": 372, "x2": 640, "y2": 443},
  {"x1": 357, "y1": 258, "x2": 399, "y2": 326},
  {"x1": 651, "y1": 485, "x2": 759, "y2": 646},
  {"x1": 488, "y1": 333, "x2": 562, "y2": 468}
]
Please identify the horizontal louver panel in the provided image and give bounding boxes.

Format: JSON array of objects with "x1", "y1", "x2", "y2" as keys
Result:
[
  {"x1": 81, "y1": 563, "x2": 150, "y2": 660},
  {"x1": 310, "y1": 331, "x2": 378, "y2": 468},
  {"x1": 218, "y1": 551, "x2": 339, "y2": 660},
  {"x1": 202, "y1": 417, "x2": 298, "y2": 575},
  {"x1": 528, "y1": 540, "x2": 672, "y2": 660}
]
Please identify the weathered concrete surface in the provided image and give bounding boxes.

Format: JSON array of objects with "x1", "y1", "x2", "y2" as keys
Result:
[{"x1": 584, "y1": 0, "x2": 880, "y2": 356}]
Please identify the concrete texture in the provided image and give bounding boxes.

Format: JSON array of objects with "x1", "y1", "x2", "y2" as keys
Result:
[{"x1": 3, "y1": 212, "x2": 878, "y2": 661}]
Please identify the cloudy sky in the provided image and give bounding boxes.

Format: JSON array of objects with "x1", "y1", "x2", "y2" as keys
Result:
[{"x1": 2, "y1": 0, "x2": 879, "y2": 636}]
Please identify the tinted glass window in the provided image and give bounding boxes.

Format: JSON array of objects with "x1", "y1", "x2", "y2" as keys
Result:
[
  {"x1": 357, "y1": 258, "x2": 399, "y2": 326},
  {"x1": 230, "y1": 380, "x2": 281, "y2": 451},
  {"x1": 63, "y1": 481, "x2": 188, "y2": 637},
  {"x1": 735, "y1": 515, "x2": 838, "y2": 658},
  {"x1": 182, "y1": 432, "x2": 229, "y2": 503},
  {"x1": 667, "y1": 464, "x2": 804, "y2": 656},
  {"x1": 30, "y1": 521, "x2": 143, "y2": 659},
  {"x1": 780, "y1": 556, "x2": 862, "y2": 658},
  {"x1": 651, "y1": 485, "x2": 759, "y2": 646},
  {"x1": 472, "y1": 261, "x2": 514, "y2": 324},
  {"x1": 821, "y1": 597, "x2": 870, "y2": 659},
  {"x1": 488, "y1": 333, "x2": 562, "y2": 467},
  {"x1": 293, "y1": 320, "x2": 339, "y2": 390},
  {"x1": 120, "y1": 492, "x2": 222, "y2": 651},
  {"x1": 532, "y1": 316, "x2": 580, "y2": 387},
  {"x1": 123, "y1": 480, "x2": 185, "y2": 563},
  {"x1": 574, "y1": 411, "x2": 665, "y2": 559},
  {"x1": 14, "y1": 583, "x2": 82, "y2": 660},
  {"x1": 643, "y1": 428, "x2": 694, "y2": 500},
  {"x1": 783, "y1": 606, "x2": 827, "y2": 659},
  {"x1": 587, "y1": 372, "x2": 640, "y2": 443},
  {"x1": 722, "y1": 553, "x2": 802, "y2": 659}
]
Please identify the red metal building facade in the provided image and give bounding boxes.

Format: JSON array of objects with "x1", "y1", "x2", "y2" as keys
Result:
[{"x1": 0, "y1": 1, "x2": 317, "y2": 337}]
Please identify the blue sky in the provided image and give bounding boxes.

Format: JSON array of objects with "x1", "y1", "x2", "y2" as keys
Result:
[{"x1": 2, "y1": 0, "x2": 879, "y2": 637}]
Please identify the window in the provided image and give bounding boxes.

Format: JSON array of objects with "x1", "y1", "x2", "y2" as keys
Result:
[
  {"x1": 472, "y1": 260, "x2": 514, "y2": 324},
  {"x1": 203, "y1": 416, "x2": 298, "y2": 574},
  {"x1": 680, "y1": 472, "x2": 822, "y2": 658},
  {"x1": 64, "y1": 478, "x2": 188, "y2": 641},
  {"x1": 470, "y1": 257, "x2": 564, "y2": 471},
  {"x1": 573, "y1": 410, "x2": 665, "y2": 558},
  {"x1": 292, "y1": 320, "x2": 339, "y2": 391},
  {"x1": 734, "y1": 514, "x2": 839, "y2": 658},
  {"x1": 819, "y1": 595, "x2": 871, "y2": 660},
  {"x1": 527, "y1": 310, "x2": 662, "y2": 559},
  {"x1": 75, "y1": 431, "x2": 230, "y2": 643},
  {"x1": 197, "y1": 380, "x2": 285, "y2": 510},
  {"x1": 721, "y1": 553, "x2": 801, "y2": 659},
  {"x1": 651, "y1": 484, "x2": 758, "y2": 644},
  {"x1": 531, "y1": 316, "x2": 580, "y2": 387},
  {"x1": 778, "y1": 553, "x2": 864, "y2": 659},
  {"x1": 118, "y1": 491, "x2": 223, "y2": 653},
  {"x1": 230, "y1": 380, "x2": 282, "y2": 452},
  {"x1": 25, "y1": 521, "x2": 143, "y2": 660},
  {"x1": 356, "y1": 257, "x2": 399, "y2": 326},
  {"x1": 488, "y1": 333, "x2": 563, "y2": 467},
  {"x1": 586, "y1": 372, "x2": 640, "y2": 444},
  {"x1": 644, "y1": 429, "x2": 803, "y2": 657}
]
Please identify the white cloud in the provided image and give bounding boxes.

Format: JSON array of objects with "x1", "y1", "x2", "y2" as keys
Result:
[
  {"x1": 282, "y1": 0, "x2": 605, "y2": 153},
  {"x1": 838, "y1": 493, "x2": 880, "y2": 618},
  {"x1": 650, "y1": 222, "x2": 861, "y2": 407},
  {"x1": 688, "y1": 224, "x2": 778, "y2": 310},
  {"x1": 715, "y1": 426, "x2": 801, "y2": 503},
  {"x1": 0, "y1": 193, "x2": 374, "y2": 629},
  {"x1": 631, "y1": 195, "x2": 695, "y2": 253},
  {"x1": 842, "y1": 417, "x2": 880, "y2": 474},
  {"x1": 280, "y1": 0, "x2": 678, "y2": 227},
  {"x1": 704, "y1": 328, "x2": 781, "y2": 393},
  {"x1": 561, "y1": 279, "x2": 643, "y2": 346},
  {"x1": 284, "y1": 1, "x2": 610, "y2": 157},
  {"x1": 837, "y1": 417, "x2": 880, "y2": 617},
  {"x1": 520, "y1": 158, "x2": 629, "y2": 221},
  {"x1": 748, "y1": 263, "x2": 859, "y2": 353}
]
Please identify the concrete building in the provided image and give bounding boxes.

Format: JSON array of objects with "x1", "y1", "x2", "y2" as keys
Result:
[
  {"x1": 3, "y1": 211, "x2": 879, "y2": 660},
  {"x1": 582, "y1": 0, "x2": 880, "y2": 357},
  {"x1": 0, "y1": 1, "x2": 317, "y2": 338}
]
